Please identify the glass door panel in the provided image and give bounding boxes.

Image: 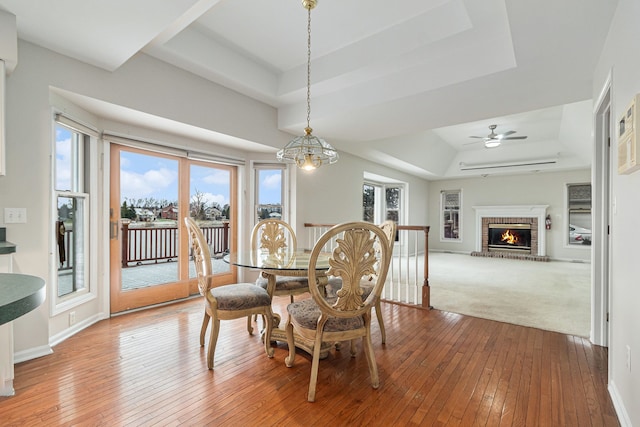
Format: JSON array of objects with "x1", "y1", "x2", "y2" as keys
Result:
[
  {"x1": 110, "y1": 145, "x2": 187, "y2": 313},
  {"x1": 189, "y1": 163, "x2": 232, "y2": 280}
]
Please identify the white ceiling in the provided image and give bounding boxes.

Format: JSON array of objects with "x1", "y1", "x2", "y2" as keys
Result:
[{"x1": 0, "y1": 0, "x2": 618, "y2": 179}]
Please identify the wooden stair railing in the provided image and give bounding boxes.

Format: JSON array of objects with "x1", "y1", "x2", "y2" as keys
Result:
[{"x1": 304, "y1": 223, "x2": 431, "y2": 309}]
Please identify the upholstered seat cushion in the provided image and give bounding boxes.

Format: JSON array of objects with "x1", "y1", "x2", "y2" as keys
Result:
[
  {"x1": 326, "y1": 277, "x2": 374, "y2": 299},
  {"x1": 256, "y1": 275, "x2": 309, "y2": 292},
  {"x1": 287, "y1": 298, "x2": 365, "y2": 331},
  {"x1": 210, "y1": 283, "x2": 271, "y2": 310}
]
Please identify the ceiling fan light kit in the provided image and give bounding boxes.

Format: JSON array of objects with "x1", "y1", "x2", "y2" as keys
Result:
[
  {"x1": 467, "y1": 124, "x2": 528, "y2": 148},
  {"x1": 484, "y1": 139, "x2": 501, "y2": 148}
]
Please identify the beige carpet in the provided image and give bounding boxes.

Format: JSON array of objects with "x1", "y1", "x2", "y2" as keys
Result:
[{"x1": 428, "y1": 252, "x2": 591, "y2": 337}]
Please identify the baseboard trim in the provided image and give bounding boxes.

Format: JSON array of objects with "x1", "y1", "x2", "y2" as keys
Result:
[
  {"x1": 608, "y1": 380, "x2": 631, "y2": 426},
  {"x1": 49, "y1": 312, "x2": 108, "y2": 348},
  {"x1": 14, "y1": 345, "x2": 53, "y2": 364}
]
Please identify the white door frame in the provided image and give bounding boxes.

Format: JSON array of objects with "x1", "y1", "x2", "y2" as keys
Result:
[{"x1": 591, "y1": 72, "x2": 612, "y2": 347}]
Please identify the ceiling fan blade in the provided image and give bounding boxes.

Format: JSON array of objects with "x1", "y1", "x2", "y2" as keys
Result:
[
  {"x1": 468, "y1": 136, "x2": 486, "y2": 139},
  {"x1": 496, "y1": 130, "x2": 516, "y2": 138},
  {"x1": 502, "y1": 136, "x2": 528, "y2": 140}
]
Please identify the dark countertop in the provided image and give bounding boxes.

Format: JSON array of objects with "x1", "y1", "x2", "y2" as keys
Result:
[
  {"x1": 0, "y1": 241, "x2": 17, "y2": 255},
  {"x1": 0, "y1": 273, "x2": 45, "y2": 326}
]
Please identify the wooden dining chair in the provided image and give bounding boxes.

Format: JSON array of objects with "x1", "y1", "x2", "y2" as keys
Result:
[
  {"x1": 326, "y1": 220, "x2": 396, "y2": 344},
  {"x1": 184, "y1": 217, "x2": 274, "y2": 369},
  {"x1": 284, "y1": 221, "x2": 392, "y2": 402},
  {"x1": 250, "y1": 218, "x2": 310, "y2": 301}
]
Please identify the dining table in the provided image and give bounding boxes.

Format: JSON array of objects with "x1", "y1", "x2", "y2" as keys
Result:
[{"x1": 224, "y1": 249, "x2": 334, "y2": 358}]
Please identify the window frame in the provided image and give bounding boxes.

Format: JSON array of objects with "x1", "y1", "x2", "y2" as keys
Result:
[
  {"x1": 566, "y1": 182, "x2": 592, "y2": 248},
  {"x1": 440, "y1": 189, "x2": 462, "y2": 242},
  {"x1": 362, "y1": 180, "x2": 405, "y2": 226},
  {"x1": 51, "y1": 116, "x2": 99, "y2": 315},
  {"x1": 253, "y1": 163, "x2": 287, "y2": 225}
]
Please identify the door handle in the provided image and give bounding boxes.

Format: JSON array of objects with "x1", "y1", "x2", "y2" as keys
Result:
[{"x1": 110, "y1": 221, "x2": 119, "y2": 240}]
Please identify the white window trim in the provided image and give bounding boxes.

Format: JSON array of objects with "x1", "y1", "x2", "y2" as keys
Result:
[
  {"x1": 50, "y1": 116, "x2": 99, "y2": 316},
  {"x1": 565, "y1": 182, "x2": 592, "y2": 249},
  {"x1": 252, "y1": 162, "x2": 288, "y2": 225},
  {"x1": 363, "y1": 180, "x2": 407, "y2": 226},
  {"x1": 440, "y1": 189, "x2": 463, "y2": 243}
]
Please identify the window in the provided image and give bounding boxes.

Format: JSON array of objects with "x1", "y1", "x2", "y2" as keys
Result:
[
  {"x1": 567, "y1": 183, "x2": 592, "y2": 246},
  {"x1": 441, "y1": 190, "x2": 461, "y2": 241},
  {"x1": 362, "y1": 182, "x2": 404, "y2": 226},
  {"x1": 55, "y1": 121, "x2": 91, "y2": 299},
  {"x1": 53, "y1": 114, "x2": 99, "y2": 311},
  {"x1": 255, "y1": 165, "x2": 285, "y2": 223}
]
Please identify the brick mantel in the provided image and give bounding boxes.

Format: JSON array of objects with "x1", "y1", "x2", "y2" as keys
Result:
[{"x1": 473, "y1": 205, "x2": 548, "y2": 256}]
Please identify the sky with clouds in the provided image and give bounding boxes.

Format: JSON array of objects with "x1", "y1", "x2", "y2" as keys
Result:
[{"x1": 55, "y1": 125, "x2": 282, "y2": 209}]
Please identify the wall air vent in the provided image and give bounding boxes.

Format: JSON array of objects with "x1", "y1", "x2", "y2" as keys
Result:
[{"x1": 459, "y1": 158, "x2": 558, "y2": 171}]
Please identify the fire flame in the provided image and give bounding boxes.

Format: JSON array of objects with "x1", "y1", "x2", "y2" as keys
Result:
[{"x1": 501, "y1": 229, "x2": 519, "y2": 245}]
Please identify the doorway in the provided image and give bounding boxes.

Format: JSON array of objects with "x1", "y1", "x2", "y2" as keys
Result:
[{"x1": 109, "y1": 144, "x2": 237, "y2": 313}]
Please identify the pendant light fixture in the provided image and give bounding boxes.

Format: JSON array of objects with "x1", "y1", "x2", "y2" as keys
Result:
[{"x1": 277, "y1": 0, "x2": 338, "y2": 171}]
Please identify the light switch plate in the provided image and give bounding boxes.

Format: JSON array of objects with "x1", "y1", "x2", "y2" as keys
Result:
[{"x1": 4, "y1": 208, "x2": 27, "y2": 223}]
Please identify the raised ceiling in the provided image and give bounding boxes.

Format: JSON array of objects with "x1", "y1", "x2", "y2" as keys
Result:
[{"x1": 0, "y1": 0, "x2": 618, "y2": 178}]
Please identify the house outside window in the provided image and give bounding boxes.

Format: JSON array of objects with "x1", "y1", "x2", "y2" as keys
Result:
[
  {"x1": 255, "y1": 165, "x2": 286, "y2": 224},
  {"x1": 441, "y1": 190, "x2": 461, "y2": 241}
]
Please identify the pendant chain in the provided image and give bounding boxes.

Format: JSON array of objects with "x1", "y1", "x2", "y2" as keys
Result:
[{"x1": 306, "y1": 6, "x2": 312, "y2": 130}]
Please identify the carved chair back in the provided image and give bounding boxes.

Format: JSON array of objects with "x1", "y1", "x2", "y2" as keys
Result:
[
  {"x1": 184, "y1": 217, "x2": 214, "y2": 296},
  {"x1": 308, "y1": 221, "x2": 391, "y2": 319},
  {"x1": 251, "y1": 218, "x2": 298, "y2": 254}
]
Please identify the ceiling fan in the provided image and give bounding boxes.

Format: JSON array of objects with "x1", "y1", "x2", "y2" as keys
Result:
[{"x1": 466, "y1": 124, "x2": 528, "y2": 148}]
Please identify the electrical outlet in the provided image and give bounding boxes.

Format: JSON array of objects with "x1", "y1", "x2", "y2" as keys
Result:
[
  {"x1": 69, "y1": 311, "x2": 76, "y2": 326},
  {"x1": 626, "y1": 345, "x2": 631, "y2": 372}
]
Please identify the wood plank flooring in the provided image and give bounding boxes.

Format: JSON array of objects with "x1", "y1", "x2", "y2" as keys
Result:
[{"x1": 0, "y1": 297, "x2": 619, "y2": 426}]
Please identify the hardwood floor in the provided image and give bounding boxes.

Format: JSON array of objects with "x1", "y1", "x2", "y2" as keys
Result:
[{"x1": 0, "y1": 297, "x2": 619, "y2": 426}]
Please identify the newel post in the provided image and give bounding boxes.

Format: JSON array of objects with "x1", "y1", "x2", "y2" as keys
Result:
[{"x1": 422, "y1": 226, "x2": 432, "y2": 309}]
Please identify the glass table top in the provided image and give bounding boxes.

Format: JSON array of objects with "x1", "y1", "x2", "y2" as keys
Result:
[{"x1": 225, "y1": 250, "x2": 330, "y2": 271}]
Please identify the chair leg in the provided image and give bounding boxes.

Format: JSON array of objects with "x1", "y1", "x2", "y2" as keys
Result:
[
  {"x1": 263, "y1": 307, "x2": 274, "y2": 358},
  {"x1": 363, "y1": 329, "x2": 379, "y2": 389},
  {"x1": 200, "y1": 312, "x2": 210, "y2": 347},
  {"x1": 375, "y1": 301, "x2": 386, "y2": 344},
  {"x1": 350, "y1": 339, "x2": 357, "y2": 357},
  {"x1": 284, "y1": 317, "x2": 296, "y2": 368},
  {"x1": 307, "y1": 331, "x2": 325, "y2": 402},
  {"x1": 247, "y1": 316, "x2": 254, "y2": 335},
  {"x1": 207, "y1": 316, "x2": 221, "y2": 370}
]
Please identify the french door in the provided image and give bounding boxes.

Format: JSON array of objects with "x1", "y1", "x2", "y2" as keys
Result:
[{"x1": 109, "y1": 144, "x2": 237, "y2": 313}]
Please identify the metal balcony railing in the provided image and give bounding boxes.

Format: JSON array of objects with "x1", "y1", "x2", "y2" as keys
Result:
[{"x1": 57, "y1": 222, "x2": 230, "y2": 270}]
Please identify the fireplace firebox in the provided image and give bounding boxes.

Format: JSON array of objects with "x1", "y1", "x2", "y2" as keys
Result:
[{"x1": 488, "y1": 223, "x2": 532, "y2": 253}]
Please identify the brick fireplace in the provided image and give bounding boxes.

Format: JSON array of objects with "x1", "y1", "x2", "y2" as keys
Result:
[{"x1": 472, "y1": 205, "x2": 549, "y2": 261}]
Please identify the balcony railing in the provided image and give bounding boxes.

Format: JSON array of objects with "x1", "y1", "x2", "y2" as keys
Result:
[
  {"x1": 58, "y1": 222, "x2": 230, "y2": 270},
  {"x1": 120, "y1": 222, "x2": 229, "y2": 268},
  {"x1": 304, "y1": 223, "x2": 431, "y2": 309}
]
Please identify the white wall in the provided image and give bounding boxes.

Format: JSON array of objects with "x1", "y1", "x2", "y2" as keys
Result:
[
  {"x1": 593, "y1": 0, "x2": 640, "y2": 425},
  {"x1": 427, "y1": 169, "x2": 592, "y2": 261},
  {"x1": 294, "y1": 150, "x2": 430, "y2": 248}
]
